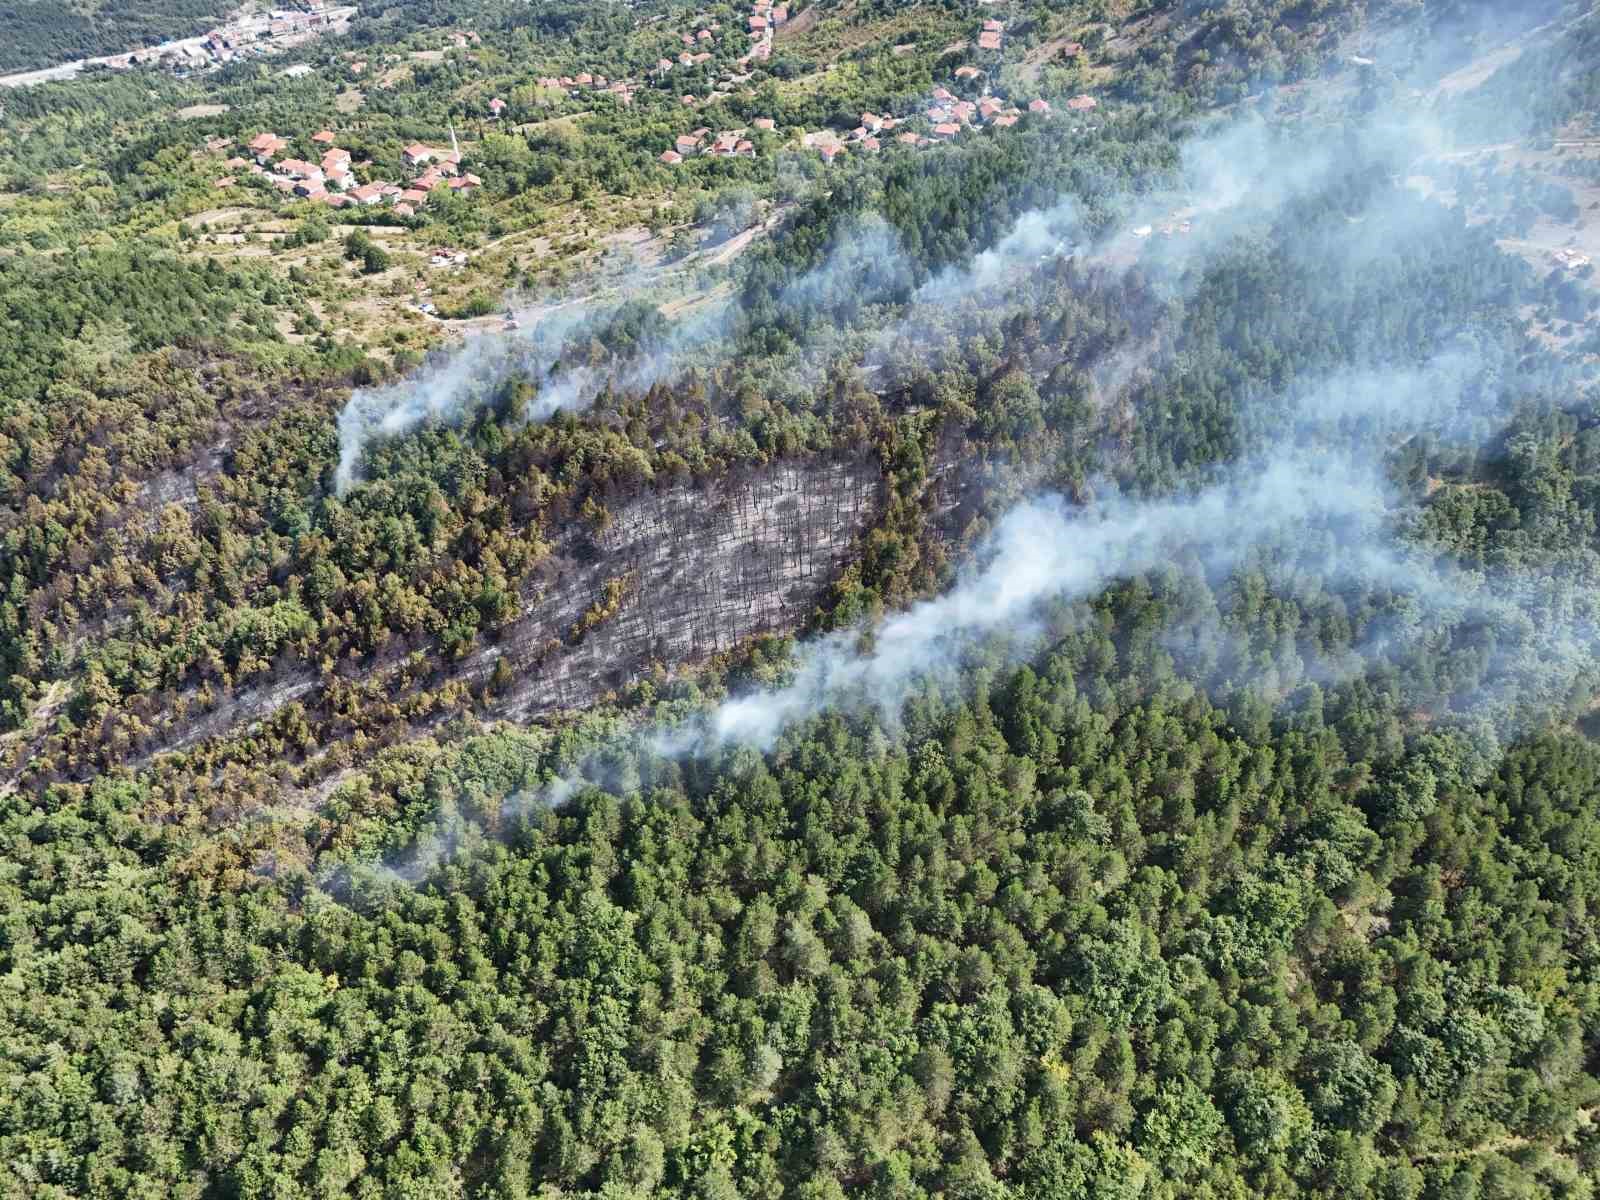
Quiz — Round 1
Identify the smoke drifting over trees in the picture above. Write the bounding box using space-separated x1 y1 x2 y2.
346 76 1598 829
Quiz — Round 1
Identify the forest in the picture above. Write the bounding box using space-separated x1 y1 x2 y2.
2 0 1600 1198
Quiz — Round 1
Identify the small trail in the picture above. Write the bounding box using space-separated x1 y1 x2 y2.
1408 1105 1598 1165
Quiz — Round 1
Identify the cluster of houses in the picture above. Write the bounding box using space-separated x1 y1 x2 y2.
924 86 1050 136
55 2 355 82
651 1 786 78
965 17 1087 71
659 125 762 164
533 71 640 105
197 5 355 66
743 0 787 62
214 130 480 215
807 83 1066 163
656 41 716 75
518 2 788 120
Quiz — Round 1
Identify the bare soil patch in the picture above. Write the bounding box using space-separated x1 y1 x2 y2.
778 5 821 38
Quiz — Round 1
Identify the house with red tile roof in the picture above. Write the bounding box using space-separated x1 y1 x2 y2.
350 182 385 205
403 143 434 166
819 143 845 162
249 133 288 162
955 65 980 80
772 5 787 23
978 98 1003 121
489 97 506 116
402 188 428 204
312 130 335 145
861 137 880 152
1066 95 1097 110
932 123 960 139
1029 98 1052 116
660 149 683 164
993 114 1019 128
983 19 1004 32
753 117 776 130
977 31 1002 51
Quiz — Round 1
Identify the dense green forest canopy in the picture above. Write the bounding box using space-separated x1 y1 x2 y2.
2 0 1600 1198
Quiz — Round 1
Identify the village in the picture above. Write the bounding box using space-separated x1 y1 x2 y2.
211 128 481 215
657 10 1098 166
168 4 1108 189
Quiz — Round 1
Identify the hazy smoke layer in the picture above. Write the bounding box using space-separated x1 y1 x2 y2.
327 27 1600 887
331 213 926 495
330 100 1456 498
666 457 1385 752
334 303 593 495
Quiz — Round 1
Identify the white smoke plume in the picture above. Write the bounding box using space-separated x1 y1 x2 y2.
331 214 916 496
662 456 1388 752
325 26 1597 886
334 301 595 495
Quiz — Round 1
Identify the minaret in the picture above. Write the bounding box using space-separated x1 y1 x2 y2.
449 120 460 157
